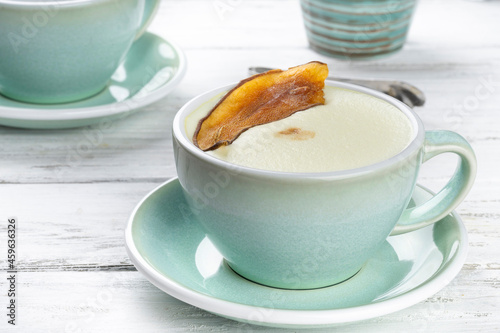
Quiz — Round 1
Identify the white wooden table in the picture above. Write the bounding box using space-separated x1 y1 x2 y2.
1 0 499 331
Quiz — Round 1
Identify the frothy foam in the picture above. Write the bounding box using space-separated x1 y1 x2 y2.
185 86 414 172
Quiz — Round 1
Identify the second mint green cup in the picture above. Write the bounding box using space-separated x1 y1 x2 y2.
172 81 476 290
0 0 160 104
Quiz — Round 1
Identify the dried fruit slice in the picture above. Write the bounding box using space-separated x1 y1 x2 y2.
193 61 329 151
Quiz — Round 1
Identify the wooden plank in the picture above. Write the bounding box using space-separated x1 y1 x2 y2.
149 0 500 49
0 54 498 184
0 270 498 332
0 180 497 271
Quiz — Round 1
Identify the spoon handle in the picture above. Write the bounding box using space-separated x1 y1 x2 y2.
248 67 426 108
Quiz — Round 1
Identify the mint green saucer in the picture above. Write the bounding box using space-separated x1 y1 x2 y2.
125 178 468 328
0 32 186 129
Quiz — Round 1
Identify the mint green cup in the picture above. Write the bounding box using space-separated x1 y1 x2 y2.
172 81 476 290
0 0 160 104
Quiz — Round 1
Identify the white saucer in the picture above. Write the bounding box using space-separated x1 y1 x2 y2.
0 32 186 129
125 178 468 328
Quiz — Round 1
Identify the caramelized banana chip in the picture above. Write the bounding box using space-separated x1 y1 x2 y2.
194 61 329 151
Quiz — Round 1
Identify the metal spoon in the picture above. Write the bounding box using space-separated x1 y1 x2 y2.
248 67 426 108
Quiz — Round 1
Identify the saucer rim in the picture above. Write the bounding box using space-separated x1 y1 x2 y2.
125 178 468 327
0 32 186 121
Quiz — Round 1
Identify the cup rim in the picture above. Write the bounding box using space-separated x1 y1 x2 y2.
172 80 425 180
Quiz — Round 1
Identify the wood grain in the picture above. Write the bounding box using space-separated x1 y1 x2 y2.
0 270 498 332
0 0 499 331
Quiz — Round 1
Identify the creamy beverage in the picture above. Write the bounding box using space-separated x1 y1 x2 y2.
185 86 414 173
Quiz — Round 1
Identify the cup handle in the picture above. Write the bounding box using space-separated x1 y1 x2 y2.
390 131 477 236
134 0 162 40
